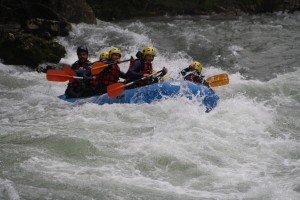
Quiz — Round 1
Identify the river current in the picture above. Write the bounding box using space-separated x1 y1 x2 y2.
0 13 300 199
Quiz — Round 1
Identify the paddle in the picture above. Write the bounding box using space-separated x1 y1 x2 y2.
205 73 229 87
63 65 76 76
107 70 163 97
46 69 83 82
91 59 131 75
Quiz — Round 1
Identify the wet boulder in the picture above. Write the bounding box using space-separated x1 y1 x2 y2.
25 18 71 38
0 33 66 68
0 0 96 68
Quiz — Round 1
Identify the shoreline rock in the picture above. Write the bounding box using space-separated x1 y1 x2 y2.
0 0 96 69
0 32 66 67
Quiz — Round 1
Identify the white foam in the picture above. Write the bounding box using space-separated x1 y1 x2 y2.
1 14 300 199
0 178 20 200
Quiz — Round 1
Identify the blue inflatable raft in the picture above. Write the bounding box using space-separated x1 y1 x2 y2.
58 81 219 112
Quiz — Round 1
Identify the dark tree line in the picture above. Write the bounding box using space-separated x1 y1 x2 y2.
87 0 300 21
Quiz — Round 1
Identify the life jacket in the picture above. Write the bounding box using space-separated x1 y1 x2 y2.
69 60 90 83
137 62 153 86
125 57 138 83
91 63 121 89
67 60 91 90
184 73 205 85
126 58 153 86
71 60 91 70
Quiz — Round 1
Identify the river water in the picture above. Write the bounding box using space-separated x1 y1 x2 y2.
1 13 300 200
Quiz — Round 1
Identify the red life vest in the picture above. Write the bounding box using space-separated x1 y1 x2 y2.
126 58 153 86
69 60 91 85
138 62 153 86
92 64 121 87
89 77 98 87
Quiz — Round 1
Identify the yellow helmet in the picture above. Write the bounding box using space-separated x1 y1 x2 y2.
193 61 203 73
99 51 109 60
142 46 156 59
109 47 121 58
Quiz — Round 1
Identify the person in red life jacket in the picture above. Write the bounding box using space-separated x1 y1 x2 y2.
71 46 91 70
91 47 127 94
65 46 97 98
180 61 209 86
126 46 168 88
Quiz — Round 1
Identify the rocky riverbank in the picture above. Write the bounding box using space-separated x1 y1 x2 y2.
0 0 96 69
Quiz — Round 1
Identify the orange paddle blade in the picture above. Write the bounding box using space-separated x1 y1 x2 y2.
206 73 229 87
91 59 131 75
107 82 126 97
63 65 76 76
91 62 109 75
47 70 74 82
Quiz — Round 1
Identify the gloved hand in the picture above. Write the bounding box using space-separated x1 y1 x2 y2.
82 76 89 82
152 69 157 78
180 71 187 76
76 69 86 77
143 73 151 80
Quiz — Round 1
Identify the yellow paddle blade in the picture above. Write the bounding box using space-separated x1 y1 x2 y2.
206 73 229 87
91 62 109 75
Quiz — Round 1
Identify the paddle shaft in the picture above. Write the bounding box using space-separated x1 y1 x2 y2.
126 70 163 87
55 75 83 80
108 59 131 65
107 70 163 97
93 59 131 68
91 59 131 75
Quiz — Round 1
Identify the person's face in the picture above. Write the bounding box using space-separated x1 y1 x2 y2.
111 53 121 61
78 51 88 63
145 54 154 63
190 63 196 70
100 57 106 62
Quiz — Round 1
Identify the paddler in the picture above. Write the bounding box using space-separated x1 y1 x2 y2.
65 46 97 98
126 46 168 88
91 47 127 94
180 61 209 86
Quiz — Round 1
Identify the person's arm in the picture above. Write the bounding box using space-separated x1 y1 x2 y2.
127 60 143 79
193 75 209 87
153 75 163 83
152 67 168 83
180 66 191 76
120 71 127 79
